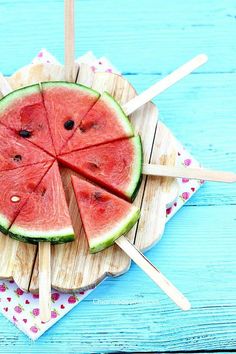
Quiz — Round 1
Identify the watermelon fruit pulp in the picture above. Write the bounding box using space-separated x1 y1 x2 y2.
61 92 134 154
71 176 140 253
9 161 74 244
0 161 52 234
59 136 143 201
0 84 55 156
0 123 54 172
42 82 100 155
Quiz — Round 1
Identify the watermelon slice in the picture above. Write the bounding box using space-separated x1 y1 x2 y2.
0 123 54 172
0 84 55 156
61 92 134 154
9 161 74 244
41 81 100 155
59 136 143 201
0 161 52 234
71 176 140 253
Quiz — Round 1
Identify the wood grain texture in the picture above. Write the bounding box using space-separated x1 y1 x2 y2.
0 0 235 352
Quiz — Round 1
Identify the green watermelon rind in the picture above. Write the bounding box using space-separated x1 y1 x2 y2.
8 226 75 244
0 84 40 114
41 81 100 100
125 135 143 201
89 206 141 253
102 92 134 136
0 214 10 235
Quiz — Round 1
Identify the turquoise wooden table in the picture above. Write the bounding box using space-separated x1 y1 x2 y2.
0 0 236 352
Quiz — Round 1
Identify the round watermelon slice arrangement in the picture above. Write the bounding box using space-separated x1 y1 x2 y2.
0 82 142 252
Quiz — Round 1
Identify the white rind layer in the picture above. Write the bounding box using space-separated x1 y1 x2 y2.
9 225 74 238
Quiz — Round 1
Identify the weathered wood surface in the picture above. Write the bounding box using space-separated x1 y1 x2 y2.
0 0 236 352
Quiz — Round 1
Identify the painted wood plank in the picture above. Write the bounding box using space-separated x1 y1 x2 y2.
0 0 236 75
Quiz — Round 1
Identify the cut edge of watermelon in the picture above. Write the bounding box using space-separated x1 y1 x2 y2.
102 92 134 136
41 81 100 100
88 205 140 253
125 135 143 200
8 226 74 244
0 84 40 113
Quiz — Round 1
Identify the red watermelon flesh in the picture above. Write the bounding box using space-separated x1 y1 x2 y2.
59 136 143 201
0 123 54 172
71 176 140 253
0 84 55 156
9 161 74 244
0 160 52 234
61 92 134 154
42 82 100 155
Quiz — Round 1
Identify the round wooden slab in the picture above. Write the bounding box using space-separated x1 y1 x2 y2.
0 63 179 292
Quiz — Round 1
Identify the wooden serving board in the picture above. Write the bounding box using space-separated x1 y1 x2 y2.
0 63 180 293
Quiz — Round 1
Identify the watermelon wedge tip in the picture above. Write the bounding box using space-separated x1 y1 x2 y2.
9 161 75 244
59 135 143 201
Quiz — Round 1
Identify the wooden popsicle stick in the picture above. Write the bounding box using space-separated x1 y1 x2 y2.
38 0 76 324
39 242 51 322
64 0 75 82
116 236 191 311
122 54 208 116
143 163 236 183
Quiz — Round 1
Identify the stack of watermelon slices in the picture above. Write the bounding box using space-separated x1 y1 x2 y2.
0 81 142 252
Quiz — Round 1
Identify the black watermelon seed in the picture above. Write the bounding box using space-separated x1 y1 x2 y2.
19 130 32 138
64 120 75 130
94 191 102 200
41 188 47 197
13 155 22 162
79 125 86 133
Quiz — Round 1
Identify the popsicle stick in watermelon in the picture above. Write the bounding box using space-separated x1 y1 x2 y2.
122 54 208 116
60 134 236 201
60 54 208 155
59 136 143 201
142 163 236 183
71 176 190 311
9 161 75 321
41 3 100 155
34 0 77 323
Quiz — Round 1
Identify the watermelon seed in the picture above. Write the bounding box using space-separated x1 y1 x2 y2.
11 196 20 203
79 124 86 133
79 121 98 133
64 120 75 130
19 130 32 138
94 192 102 200
13 155 22 162
88 162 99 170
41 188 47 197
